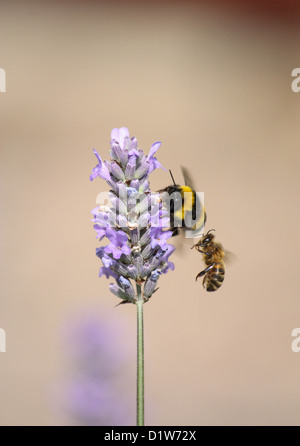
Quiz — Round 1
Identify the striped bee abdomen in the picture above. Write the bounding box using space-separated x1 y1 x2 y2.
204 262 225 292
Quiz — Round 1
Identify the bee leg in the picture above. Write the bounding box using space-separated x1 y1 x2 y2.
201 250 212 257
195 263 215 281
193 248 212 257
171 227 179 237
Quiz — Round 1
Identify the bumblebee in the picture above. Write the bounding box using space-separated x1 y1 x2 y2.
191 229 225 291
157 167 206 237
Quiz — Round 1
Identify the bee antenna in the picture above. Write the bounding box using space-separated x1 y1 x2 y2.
207 229 216 235
169 169 176 186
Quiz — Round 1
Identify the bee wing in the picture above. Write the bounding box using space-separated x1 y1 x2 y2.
181 166 206 233
173 232 185 255
224 250 237 264
180 166 195 189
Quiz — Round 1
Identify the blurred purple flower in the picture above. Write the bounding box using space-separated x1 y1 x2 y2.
66 379 128 426
60 312 134 426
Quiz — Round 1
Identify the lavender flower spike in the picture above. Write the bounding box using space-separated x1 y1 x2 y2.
90 128 174 303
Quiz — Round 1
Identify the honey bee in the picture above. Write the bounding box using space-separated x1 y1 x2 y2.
191 229 225 292
157 167 206 238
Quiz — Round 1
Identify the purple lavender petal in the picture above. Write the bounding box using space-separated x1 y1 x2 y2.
110 261 130 277
126 187 138 198
111 127 129 150
129 137 138 150
99 266 118 279
91 206 100 217
161 261 175 274
110 128 120 141
95 246 105 260
110 142 122 164
130 179 140 191
125 156 136 179
90 165 102 181
116 182 128 202
105 243 123 260
96 248 116 269
111 141 128 166
109 194 128 217
141 243 155 261
126 264 139 280
90 149 112 182
148 157 166 174
109 283 125 299
134 158 150 179
93 225 106 240
119 127 130 148
150 228 173 249
111 161 125 181
117 214 128 229
102 255 113 268
160 243 176 263
94 211 110 227
128 148 140 158
144 270 161 298
117 276 135 300
140 262 151 277
106 227 128 245
104 229 131 259
138 212 150 229
148 141 161 159
140 229 151 246
132 253 143 271
139 179 150 193
147 141 167 173
121 244 131 256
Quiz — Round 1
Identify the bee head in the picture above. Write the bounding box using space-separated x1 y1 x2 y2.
157 184 180 196
200 229 215 246
157 170 183 213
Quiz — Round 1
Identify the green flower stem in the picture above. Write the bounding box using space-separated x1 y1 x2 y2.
136 283 144 426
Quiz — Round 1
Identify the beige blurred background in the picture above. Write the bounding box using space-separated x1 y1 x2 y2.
1 0 300 426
